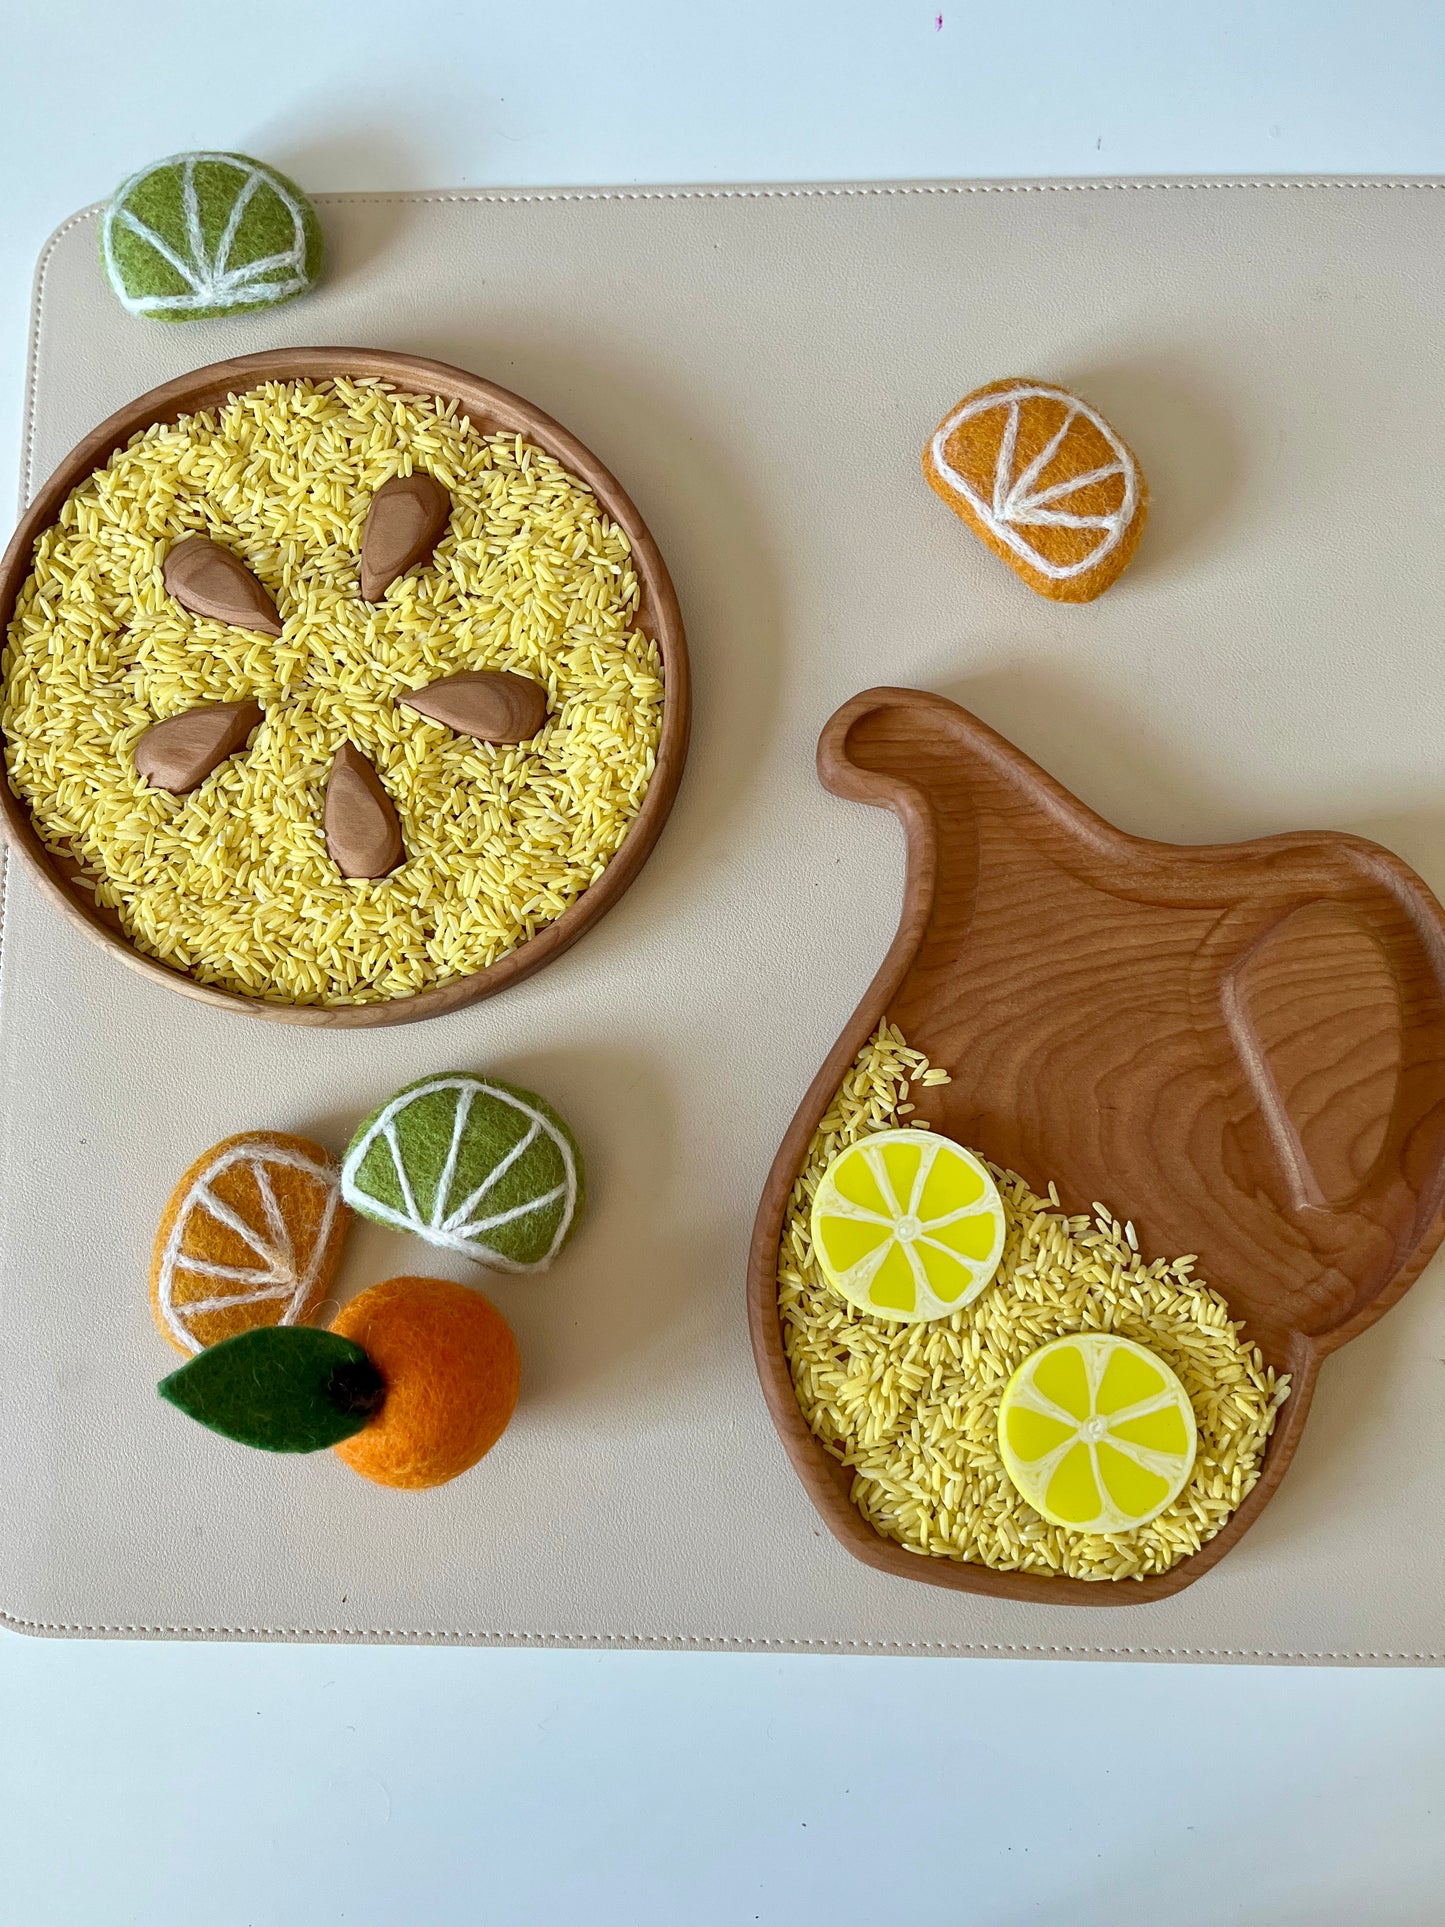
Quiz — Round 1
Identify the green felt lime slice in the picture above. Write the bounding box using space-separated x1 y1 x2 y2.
158 1326 384 1453
340 1073 584 1272
101 151 323 322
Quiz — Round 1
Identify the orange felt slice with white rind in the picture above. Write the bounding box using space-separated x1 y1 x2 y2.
809 1127 1005 1323
998 1333 1198 1534
923 377 1147 603
150 1131 350 1355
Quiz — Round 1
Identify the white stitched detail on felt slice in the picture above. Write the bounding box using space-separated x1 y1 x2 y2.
928 383 1139 581
156 1141 342 1354
340 1076 579 1270
100 154 311 317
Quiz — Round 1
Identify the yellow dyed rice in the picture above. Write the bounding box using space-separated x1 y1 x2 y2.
778 1023 1290 1581
2 377 663 1004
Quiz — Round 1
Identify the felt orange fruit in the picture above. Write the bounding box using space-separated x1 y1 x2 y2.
329 1276 520 1489
151 1131 350 1354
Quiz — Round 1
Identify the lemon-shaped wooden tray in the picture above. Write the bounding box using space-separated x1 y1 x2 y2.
0 347 689 1027
748 687 1445 1604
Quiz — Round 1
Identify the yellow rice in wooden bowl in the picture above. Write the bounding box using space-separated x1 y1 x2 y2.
1 369 676 1015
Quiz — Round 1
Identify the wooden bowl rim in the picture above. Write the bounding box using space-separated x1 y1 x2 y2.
0 346 690 1027
746 686 1445 1606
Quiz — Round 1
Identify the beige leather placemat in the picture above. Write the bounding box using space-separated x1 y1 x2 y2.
4 180 1445 1659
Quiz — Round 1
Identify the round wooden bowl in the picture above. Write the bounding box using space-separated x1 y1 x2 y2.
0 348 689 1027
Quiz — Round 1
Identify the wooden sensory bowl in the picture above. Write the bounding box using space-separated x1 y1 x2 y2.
0 348 689 1027
748 687 1445 1604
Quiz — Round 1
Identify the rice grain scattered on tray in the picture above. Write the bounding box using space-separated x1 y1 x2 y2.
777 1022 1290 1581
2 378 663 1005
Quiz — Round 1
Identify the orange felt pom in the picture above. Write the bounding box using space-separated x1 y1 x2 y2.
150 1131 349 1354
329 1276 520 1490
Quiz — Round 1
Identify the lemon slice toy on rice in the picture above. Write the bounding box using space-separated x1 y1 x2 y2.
998 1333 1199 1533
810 1127 1006 1322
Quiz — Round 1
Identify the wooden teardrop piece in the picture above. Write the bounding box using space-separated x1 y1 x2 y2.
359 473 452 600
397 670 548 744
133 700 264 795
324 743 404 879
162 538 283 636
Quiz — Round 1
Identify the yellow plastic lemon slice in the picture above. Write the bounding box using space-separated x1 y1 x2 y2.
810 1128 1006 1323
998 1334 1198 1534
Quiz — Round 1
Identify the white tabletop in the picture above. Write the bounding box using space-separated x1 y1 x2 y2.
4 4 1445 1922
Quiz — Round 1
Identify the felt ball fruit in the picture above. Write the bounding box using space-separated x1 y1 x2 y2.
329 1276 521 1489
156 1276 520 1489
151 1132 350 1355
100 151 323 321
810 1127 1005 1322
341 1073 583 1271
998 1334 1198 1533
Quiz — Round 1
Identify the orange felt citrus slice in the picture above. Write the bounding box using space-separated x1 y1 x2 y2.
150 1131 349 1355
998 1333 1198 1533
923 378 1148 603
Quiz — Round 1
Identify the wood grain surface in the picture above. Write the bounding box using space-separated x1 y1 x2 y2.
748 688 1445 1604
0 347 689 1026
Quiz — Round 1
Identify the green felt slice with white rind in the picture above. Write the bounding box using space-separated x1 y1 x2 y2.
100 151 323 321
341 1074 584 1271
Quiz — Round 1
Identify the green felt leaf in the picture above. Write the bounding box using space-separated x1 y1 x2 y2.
158 1326 385 1453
